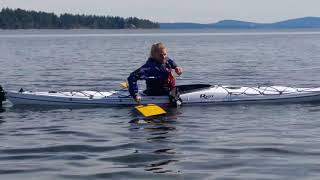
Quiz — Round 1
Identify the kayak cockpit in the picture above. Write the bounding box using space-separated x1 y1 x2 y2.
177 84 211 94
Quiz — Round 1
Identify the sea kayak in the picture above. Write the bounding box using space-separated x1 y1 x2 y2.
3 84 320 106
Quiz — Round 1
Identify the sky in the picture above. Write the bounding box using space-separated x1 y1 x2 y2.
1 0 320 23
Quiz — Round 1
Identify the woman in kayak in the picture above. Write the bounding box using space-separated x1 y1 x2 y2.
127 42 183 102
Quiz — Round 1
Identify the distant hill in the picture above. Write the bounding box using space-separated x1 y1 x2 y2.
0 8 159 29
160 17 320 29
159 23 209 29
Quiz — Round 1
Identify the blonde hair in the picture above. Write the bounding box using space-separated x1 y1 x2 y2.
149 42 166 59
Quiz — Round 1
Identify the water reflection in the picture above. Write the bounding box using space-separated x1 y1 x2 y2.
145 159 179 173
0 106 5 113
129 116 179 174
0 106 5 124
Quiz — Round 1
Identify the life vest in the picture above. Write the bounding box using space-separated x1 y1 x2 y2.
167 69 176 90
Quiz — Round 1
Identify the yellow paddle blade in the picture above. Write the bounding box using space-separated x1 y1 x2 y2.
135 104 166 117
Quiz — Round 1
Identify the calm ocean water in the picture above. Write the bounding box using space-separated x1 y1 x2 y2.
1 29 320 179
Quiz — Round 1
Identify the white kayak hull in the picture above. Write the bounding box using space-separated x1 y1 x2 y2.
5 85 320 106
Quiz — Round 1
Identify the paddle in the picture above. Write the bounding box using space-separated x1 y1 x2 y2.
120 82 167 117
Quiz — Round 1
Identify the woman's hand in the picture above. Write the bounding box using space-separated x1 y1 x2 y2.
175 67 183 76
134 95 142 104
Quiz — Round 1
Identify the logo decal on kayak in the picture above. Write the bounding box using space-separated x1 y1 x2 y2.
200 94 215 99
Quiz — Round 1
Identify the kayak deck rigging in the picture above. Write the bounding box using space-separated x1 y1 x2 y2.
218 85 314 96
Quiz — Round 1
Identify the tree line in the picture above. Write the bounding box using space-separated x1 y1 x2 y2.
0 8 159 29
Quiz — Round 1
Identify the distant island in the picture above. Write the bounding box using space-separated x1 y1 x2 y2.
2 8 319 30
160 17 320 29
0 8 159 29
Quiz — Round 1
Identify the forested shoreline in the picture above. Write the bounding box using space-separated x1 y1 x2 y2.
0 8 159 29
